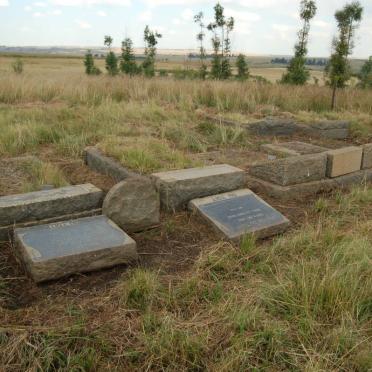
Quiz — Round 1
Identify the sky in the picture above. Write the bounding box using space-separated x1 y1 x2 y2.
0 0 371 57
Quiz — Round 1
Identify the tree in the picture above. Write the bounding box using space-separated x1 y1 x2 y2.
142 25 162 77
281 0 317 85
207 3 234 80
12 58 24 74
236 54 249 81
84 50 101 75
104 35 119 76
325 2 363 109
194 11 207 79
120 38 140 76
358 56 372 88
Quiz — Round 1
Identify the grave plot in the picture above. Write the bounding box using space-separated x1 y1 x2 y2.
14 215 138 283
261 141 328 158
189 189 290 241
152 164 246 211
247 144 372 200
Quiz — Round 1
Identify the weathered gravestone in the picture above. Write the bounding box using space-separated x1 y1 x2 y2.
103 177 160 232
14 215 138 283
152 164 246 211
189 189 290 241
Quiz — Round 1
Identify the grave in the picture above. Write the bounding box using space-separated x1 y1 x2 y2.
189 189 290 241
152 164 246 211
261 141 328 158
14 215 138 283
249 153 327 186
326 147 363 178
362 143 372 169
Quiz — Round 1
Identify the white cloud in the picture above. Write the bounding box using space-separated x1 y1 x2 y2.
313 20 331 28
24 5 32 11
139 10 152 22
75 19 92 29
34 1 48 7
0 0 9 6
51 9 62 15
225 8 260 22
181 8 194 21
97 10 107 16
33 12 45 17
51 0 130 5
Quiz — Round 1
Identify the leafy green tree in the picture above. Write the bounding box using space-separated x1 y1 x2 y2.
208 3 234 80
325 1 363 109
104 35 119 76
120 38 140 76
358 56 372 88
142 26 162 77
194 11 207 79
11 58 24 74
281 0 317 85
84 50 101 75
236 54 249 81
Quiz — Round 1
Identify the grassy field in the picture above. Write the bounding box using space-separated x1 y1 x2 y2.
0 55 371 371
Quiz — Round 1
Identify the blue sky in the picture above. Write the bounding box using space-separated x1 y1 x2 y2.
1 0 371 57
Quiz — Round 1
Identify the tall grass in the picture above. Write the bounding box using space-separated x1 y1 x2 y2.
1 74 372 113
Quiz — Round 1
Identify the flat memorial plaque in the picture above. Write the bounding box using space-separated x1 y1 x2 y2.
14 215 138 283
189 189 290 241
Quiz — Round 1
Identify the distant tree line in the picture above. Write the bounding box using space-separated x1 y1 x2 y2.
271 57 328 67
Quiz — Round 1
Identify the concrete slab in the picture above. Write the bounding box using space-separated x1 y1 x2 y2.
14 215 138 283
189 189 290 241
152 164 246 211
326 147 362 178
0 184 103 227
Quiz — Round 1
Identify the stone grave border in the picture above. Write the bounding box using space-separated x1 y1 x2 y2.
203 114 350 139
84 147 138 182
247 144 372 200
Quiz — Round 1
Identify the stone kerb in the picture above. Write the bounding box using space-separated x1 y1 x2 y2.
152 164 246 211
